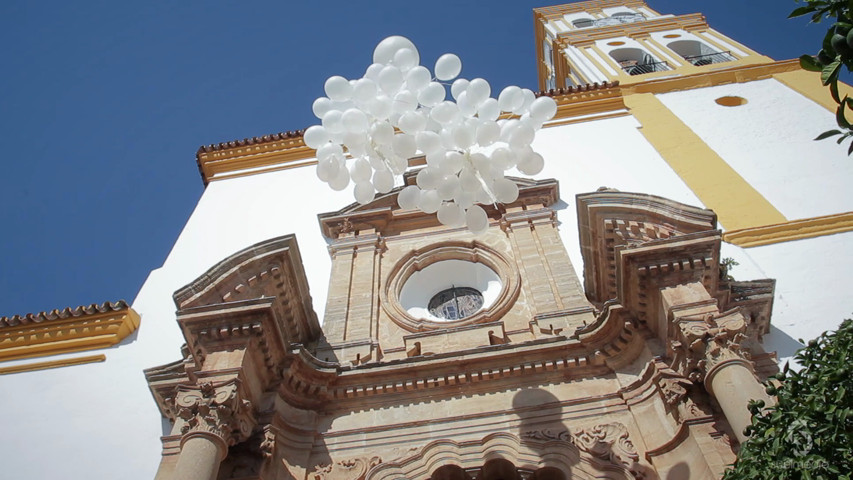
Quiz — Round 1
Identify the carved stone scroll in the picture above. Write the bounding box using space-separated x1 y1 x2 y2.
175 379 256 447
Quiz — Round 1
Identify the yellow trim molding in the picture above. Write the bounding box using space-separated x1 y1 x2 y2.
0 354 106 375
0 307 139 363
622 92 787 231
197 137 314 185
723 212 853 248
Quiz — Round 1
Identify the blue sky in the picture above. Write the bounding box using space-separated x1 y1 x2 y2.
0 1 827 317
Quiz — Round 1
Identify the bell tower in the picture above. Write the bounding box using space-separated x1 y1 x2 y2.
534 0 770 90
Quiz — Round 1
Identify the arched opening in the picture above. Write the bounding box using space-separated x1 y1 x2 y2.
479 458 519 480
611 11 644 23
667 39 735 66
432 465 472 480
609 48 669 75
531 467 567 480
572 18 594 29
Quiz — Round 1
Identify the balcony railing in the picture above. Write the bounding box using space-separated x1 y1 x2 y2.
594 13 645 27
682 51 736 66
620 60 670 76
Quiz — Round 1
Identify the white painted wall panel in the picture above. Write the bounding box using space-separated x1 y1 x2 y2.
656 79 853 220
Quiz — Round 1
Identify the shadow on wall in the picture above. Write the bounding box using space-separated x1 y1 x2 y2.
666 462 690 480
763 324 805 363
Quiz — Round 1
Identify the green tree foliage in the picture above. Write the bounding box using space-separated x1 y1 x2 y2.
724 319 853 480
791 1 853 153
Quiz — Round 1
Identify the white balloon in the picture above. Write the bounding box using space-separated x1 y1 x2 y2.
476 121 500 147
490 147 515 169
437 201 465 227
517 151 544 175
368 95 392 120
329 166 351 191
316 142 343 161
418 82 446 107
322 110 344 134
498 85 523 112
352 78 378 103
434 53 462 81
325 76 353 102
354 181 375 205
416 167 442 190
398 185 421 210
492 178 519 204
316 156 340 182
466 78 491 106
452 122 476 149
418 189 441 214
451 79 469 100
441 151 464 174
393 48 418 71
343 132 368 157
499 118 519 143
469 152 491 174
350 157 372 182
416 130 442 155
373 168 395 193
530 95 558 121
378 65 404 94
371 121 395 145
456 91 477 118
392 133 417 159
312 97 334 119
430 101 459 124
365 63 385 81
303 125 330 149
392 90 418 114
406 66 431 92
465 205 489 234
477 98 500 121
516 88 536 115
437 175 461 200
373 36 419 66
454 190 475 209
342 108 369 133
459 169 480 193
509 123 535 149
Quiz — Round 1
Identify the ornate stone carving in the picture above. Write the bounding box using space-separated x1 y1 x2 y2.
572 423 639 470
659 375 691 407
521 428 571 442
175 379 255 446
260 426 275 461
313 456 382 480
670 309 750 382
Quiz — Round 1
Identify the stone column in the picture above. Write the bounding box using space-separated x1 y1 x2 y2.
704 355 771 444
173 432 227 480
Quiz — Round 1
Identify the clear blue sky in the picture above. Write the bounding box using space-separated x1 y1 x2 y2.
0 1 827 317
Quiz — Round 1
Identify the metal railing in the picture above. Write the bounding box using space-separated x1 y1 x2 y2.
620 60 670 76
594 13 646 27
682 51 736 66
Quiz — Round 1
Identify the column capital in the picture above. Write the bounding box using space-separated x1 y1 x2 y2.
175 379 256 448
669 308 750 383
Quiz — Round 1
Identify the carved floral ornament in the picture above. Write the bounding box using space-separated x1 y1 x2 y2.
174 379 255 447
668 309 750 383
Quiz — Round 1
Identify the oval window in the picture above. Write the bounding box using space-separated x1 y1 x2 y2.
428 286 484 320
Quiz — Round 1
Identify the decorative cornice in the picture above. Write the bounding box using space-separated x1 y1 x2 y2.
0 301 139 363
0 354 106 375
722 211 853 247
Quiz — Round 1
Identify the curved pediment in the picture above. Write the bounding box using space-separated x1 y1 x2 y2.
173 235 320 345
576 190 718 304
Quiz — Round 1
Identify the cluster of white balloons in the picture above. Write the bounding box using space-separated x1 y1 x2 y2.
303 35 557 234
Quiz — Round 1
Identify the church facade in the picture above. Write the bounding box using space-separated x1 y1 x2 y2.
2 1 852 479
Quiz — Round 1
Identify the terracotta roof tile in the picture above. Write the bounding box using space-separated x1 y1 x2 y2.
0 300 130 328
535 80 620 97
196 130 306 155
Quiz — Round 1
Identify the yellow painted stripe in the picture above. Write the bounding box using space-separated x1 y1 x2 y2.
0 354 105 375
623 92 787 231
723 212 853 247
772 69 853 113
